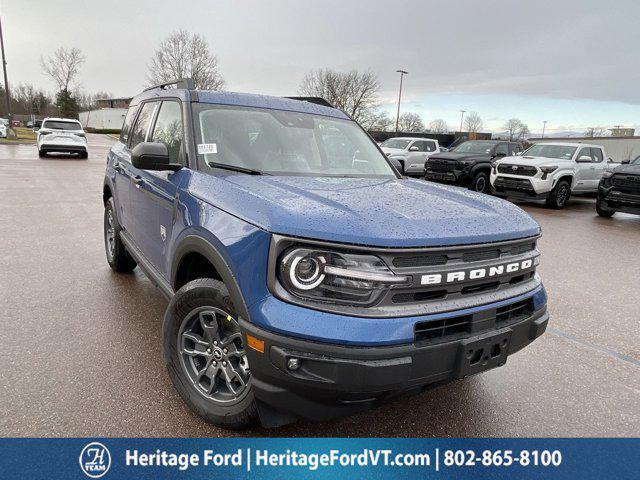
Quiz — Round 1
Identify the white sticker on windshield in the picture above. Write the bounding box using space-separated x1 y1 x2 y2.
197 143 218 154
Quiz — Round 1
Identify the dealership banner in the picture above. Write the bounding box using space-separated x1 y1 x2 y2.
0 438 637 479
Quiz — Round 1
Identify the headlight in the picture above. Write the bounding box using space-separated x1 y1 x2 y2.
278 247 409 306
540 165 558 180
602 171 613 179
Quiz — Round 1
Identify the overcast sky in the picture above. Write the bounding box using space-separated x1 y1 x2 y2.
4 0 640 133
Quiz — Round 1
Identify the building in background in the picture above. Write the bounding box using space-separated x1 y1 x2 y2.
528 136 640 162
78 97 132 132
609 127 635 137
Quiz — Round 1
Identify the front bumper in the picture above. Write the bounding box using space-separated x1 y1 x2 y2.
598 185 640 215
490 173 553 199
242 301 548 422
425 167 470 186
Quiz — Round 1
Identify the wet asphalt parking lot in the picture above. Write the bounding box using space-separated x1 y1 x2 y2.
0 134 638 437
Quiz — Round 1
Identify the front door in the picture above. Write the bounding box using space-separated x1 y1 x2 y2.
574 146 596 192
129 100 187 276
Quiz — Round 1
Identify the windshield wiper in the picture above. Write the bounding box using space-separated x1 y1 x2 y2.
206 161 267 175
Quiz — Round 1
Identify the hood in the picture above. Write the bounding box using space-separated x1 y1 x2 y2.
380 147 405 156
428 151 490 162
611 163 640 175
189 174 540 248
495 155 573 167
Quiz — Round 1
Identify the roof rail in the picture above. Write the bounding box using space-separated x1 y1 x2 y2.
285 96 334 108
143 78 195 92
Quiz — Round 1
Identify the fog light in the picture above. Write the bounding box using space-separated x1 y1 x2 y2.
287 357 301 371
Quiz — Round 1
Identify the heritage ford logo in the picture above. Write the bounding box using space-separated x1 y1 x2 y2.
420 258 535 285
79 442 111 478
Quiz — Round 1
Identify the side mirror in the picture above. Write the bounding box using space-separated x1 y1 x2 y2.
621 159 630 164
409 146 420 152
131 142 181 171
515 151 523 156
576 155 592 163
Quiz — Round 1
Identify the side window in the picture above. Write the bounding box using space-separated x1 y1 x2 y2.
495 143 508 155
577 147 594 162
128 102 157 150
591 147 603 163
424 141 437 152
150 101 184 164
119 106 138 144
412 141 427 152
508 143 519 155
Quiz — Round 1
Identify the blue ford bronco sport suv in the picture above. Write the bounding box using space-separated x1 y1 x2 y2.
103 79 548 428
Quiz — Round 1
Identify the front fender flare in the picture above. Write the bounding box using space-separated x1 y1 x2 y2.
171 235 251 322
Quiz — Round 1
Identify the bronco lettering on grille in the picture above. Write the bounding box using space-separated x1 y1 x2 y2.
421 259 534 285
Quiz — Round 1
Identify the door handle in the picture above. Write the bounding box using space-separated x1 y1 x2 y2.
132 175 144 188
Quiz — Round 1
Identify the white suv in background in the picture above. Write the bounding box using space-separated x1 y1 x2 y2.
380 137 440 176
490 142 613 208
36 117 88 158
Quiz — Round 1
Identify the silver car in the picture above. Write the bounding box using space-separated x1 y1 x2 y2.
380 137 441 176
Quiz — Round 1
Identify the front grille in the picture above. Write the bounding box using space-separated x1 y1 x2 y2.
498 164 537 176
414 298 535 343
611 174 640 194
496 299 534 325
427 158 458 172
493 177 536 194
391 240 535 269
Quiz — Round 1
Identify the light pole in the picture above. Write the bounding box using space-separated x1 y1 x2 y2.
541 120 547 138
459 110 466 133
0 15 13 137
395 69 408 133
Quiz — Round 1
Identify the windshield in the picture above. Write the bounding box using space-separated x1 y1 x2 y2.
632 156 640 165
194 105 396 177
381 138 411 150
523 144 577 160
42 120 82 131
452 141 496 154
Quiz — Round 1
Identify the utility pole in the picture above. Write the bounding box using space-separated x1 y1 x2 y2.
0 15 12 137
542 120 547 138
395 70 408 134
459 110 466 133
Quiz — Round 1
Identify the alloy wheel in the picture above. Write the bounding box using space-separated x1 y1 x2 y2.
105 209 116 259
178 307 250 403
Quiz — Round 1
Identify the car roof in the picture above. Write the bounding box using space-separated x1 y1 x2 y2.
386 137 438 141
43 117 82 123
130 88 350 120
533 142 601 148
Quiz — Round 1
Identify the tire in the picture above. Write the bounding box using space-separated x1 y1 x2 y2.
469 171 490 194
104 197 137 272
596 196 615 217
79 151 88 159
38 149 46 158
163 278 259 429
546 180 571 209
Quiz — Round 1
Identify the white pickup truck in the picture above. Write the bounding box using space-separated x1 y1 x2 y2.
490 142 615 208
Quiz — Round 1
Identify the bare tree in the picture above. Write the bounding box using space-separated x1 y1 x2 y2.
463 112 483 133
12 83 52 115
299 68 380 123
40 47 86 91
517 123 530 141
397 112 425 132
429 118 449 133
503 118 524 141
359 109 393 131
148 30 224 90
583 127 609 137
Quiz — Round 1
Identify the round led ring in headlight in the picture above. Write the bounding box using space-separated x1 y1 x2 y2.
289 255 325 290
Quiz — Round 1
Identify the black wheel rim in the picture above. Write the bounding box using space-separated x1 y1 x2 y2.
475 176 487 192
105 208 115 259
557 186 569 206
178 307 250 403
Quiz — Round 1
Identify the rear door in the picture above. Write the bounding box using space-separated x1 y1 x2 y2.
109 105 139 230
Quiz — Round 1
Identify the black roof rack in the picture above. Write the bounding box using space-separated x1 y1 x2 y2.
143 78 194 92
285 96 334 108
